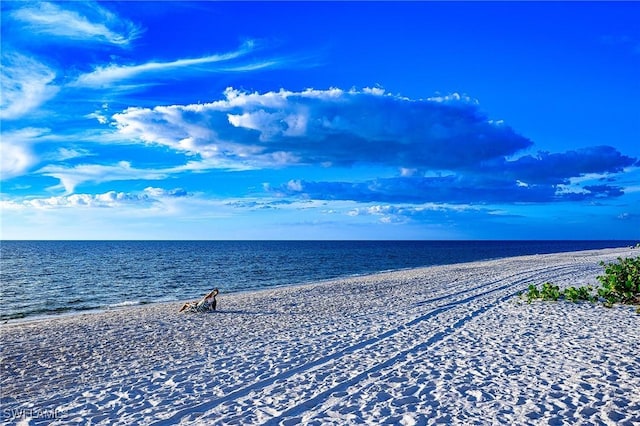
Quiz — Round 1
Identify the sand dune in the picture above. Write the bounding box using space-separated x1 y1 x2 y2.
1 248 639 425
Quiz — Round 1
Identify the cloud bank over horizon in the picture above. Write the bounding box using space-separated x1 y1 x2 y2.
3 86 638 207
112 88 534 170
106 87 636 206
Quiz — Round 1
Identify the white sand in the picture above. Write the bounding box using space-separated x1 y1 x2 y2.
1 248 639 425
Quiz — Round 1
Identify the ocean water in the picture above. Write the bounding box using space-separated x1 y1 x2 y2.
0 240 635 322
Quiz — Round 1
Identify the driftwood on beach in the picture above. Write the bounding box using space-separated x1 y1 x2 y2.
1 248 639 425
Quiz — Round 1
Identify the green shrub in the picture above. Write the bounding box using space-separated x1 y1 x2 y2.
563 285 596 303
540 282 561 301
597 257 640 305
523 256 640 310
524 282 560 303
525 284 540 302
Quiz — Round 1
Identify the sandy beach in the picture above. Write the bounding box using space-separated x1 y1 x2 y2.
1 248 639 425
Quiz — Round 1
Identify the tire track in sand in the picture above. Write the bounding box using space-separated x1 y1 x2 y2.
157 264 578 425
262 265 583 426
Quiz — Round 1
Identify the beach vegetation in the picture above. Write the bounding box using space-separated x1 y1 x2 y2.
523 282 560 302
525 284 540 300
563 285 596 303
523 256 640 310
597 256 640 306
540 282 561 301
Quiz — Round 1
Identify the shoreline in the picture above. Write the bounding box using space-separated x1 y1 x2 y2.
2 247 639 425
3 246 636 326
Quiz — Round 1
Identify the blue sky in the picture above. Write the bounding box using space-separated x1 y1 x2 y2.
1 1 639 240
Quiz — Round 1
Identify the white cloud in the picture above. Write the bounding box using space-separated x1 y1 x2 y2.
1 187 188 210
346 203 485 225
34 156 246 195
9 2 140 46
37 161 171 194
349 203 480 217
0 128 49 179
0 53 59 120
219 59 283 72
142 187 187 198
111 87 531 172
41 192 146 208
113 102 266 165
86 111 108 124
400 168 418 177
72 41 256 88
0 128 94 181
54 147 92 161
1 139 36 180
427 92 477 104
286 180 304 192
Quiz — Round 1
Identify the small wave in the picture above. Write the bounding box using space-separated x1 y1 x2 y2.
1 305 102 323
108 300 142 308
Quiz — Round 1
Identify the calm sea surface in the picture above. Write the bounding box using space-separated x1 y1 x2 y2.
0 240 635 321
